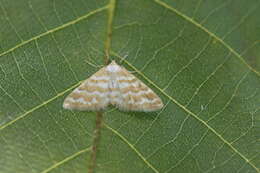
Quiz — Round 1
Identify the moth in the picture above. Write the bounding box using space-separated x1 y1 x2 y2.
63 60 163 112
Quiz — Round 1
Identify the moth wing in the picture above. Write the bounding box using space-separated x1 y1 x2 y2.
63 67 110 111
115 67 163 112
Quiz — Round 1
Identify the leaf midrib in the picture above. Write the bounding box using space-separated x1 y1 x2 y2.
0 1 259 172
0 0 258 77
0 55 258 172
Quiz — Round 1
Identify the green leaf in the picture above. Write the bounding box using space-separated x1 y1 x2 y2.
0 0 259 173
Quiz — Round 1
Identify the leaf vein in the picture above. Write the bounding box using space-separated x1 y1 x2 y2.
153 0 260 76
113 52 259 172
185 51 231 107
104 123 160 173
40 147 91 173
206 71 250 123
165 129 209 173
222 3 259 40
163 36 212 91
0 81 82 130
0 6 108 58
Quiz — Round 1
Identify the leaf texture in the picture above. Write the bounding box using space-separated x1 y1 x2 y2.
0 0 259 173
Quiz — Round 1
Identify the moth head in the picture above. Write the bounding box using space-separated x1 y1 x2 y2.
106 60 120 72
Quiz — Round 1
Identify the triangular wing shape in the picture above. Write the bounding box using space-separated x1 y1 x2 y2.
110 64 163 112
63 66 110 111
63 60 163 112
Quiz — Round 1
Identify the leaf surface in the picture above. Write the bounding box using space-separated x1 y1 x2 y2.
0 0 259 173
